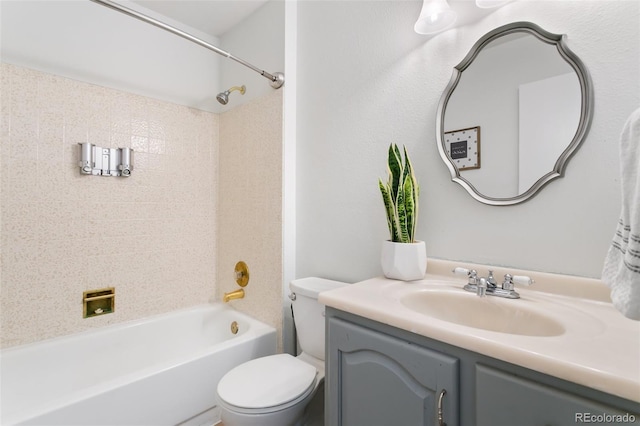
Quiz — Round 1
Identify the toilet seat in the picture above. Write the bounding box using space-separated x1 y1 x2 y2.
217 354 318 415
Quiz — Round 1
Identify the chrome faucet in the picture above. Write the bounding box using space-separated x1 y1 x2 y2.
453 267 534 299
486 270 498 289
477 277 488 297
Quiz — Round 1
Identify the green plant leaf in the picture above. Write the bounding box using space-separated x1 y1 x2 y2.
401 146 411 186
387 144 403 202
403 145 419 242
403 175 415 243
379 178 397 241
379 143 420 244
396 178 409 243
412 180 419 242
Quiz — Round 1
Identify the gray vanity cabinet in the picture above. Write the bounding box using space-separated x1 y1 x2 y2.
325 316 459 426
476 365 639 425
326 308 640 426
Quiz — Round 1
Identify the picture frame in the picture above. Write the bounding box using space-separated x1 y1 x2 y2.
444 126 481 171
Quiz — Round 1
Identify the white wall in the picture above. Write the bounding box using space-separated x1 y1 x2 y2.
519 72 581 193
0 0 225 112
296 0 640 282
0 1 285 113
219 0 285 109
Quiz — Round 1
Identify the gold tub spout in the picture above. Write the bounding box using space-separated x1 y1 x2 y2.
223 288 245 303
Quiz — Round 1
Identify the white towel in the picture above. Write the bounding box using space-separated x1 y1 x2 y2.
602 107 640 321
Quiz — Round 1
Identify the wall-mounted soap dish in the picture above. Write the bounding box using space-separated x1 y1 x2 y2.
83 287 115 318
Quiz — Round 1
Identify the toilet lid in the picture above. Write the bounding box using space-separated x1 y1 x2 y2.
217 354 317 410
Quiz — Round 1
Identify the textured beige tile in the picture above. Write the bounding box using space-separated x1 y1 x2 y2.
217 90 284 350
0 64 220 348
1 63 282 350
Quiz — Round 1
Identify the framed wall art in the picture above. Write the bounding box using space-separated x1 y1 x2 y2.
444 126 481 171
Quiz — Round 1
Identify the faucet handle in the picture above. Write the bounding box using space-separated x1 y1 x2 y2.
512 275 534 286
452 267 478 285
452 267 470 276
502 274 534 291
502 274 515 291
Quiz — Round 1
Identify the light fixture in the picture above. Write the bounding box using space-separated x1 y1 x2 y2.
475 0 512 8
414 0 457 35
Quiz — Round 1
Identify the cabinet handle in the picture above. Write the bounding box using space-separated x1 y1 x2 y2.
437 389 447 426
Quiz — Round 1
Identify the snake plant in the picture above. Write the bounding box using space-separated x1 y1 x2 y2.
379 144 420 243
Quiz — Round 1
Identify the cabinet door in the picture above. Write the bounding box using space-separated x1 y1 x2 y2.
326 317 459 426
476 364 640 426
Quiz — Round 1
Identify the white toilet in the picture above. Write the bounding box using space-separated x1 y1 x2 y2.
216 277 348 426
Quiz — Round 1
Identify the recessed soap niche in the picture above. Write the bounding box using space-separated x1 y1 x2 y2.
78 143 133 177
83 288 115 318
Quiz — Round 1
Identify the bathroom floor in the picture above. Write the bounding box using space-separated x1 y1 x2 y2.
305 384 324 426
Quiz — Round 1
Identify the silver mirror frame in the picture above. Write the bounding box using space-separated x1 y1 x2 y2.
436 21 594 206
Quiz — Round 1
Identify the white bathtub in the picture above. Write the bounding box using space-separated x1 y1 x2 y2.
0 304 277 426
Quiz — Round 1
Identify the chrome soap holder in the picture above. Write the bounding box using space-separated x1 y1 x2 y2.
78 143 133 177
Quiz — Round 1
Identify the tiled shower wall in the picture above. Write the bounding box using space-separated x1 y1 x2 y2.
0 63 218 348
217 90 284 350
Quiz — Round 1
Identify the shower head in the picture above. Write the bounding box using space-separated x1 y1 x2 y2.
216 85 246 105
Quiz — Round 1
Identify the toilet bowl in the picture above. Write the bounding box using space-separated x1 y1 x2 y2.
216 277 348 426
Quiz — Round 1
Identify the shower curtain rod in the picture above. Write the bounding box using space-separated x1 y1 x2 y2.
89 0 284 89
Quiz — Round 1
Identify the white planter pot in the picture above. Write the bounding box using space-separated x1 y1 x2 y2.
381 240 427 281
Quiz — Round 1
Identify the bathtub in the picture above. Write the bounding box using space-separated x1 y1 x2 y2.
0 304 277 426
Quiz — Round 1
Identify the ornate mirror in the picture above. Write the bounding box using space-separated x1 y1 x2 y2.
436 22 594 205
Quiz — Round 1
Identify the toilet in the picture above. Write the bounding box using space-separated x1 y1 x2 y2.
216 277 348 426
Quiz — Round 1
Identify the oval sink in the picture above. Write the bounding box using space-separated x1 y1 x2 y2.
400 290 565 337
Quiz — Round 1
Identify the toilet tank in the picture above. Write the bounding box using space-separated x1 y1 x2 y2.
290 277 348 360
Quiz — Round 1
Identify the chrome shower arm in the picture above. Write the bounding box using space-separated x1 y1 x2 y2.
89 0 284 89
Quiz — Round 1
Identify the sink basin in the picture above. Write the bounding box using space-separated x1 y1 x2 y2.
400 290 565 337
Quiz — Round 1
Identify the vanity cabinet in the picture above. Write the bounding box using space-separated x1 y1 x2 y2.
325 315 459 426
326 308 640 426
476 365 638 425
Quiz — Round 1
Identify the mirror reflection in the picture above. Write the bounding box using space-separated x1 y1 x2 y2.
436 22 593 205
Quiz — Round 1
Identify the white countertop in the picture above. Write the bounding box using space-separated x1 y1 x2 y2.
319 259 640 403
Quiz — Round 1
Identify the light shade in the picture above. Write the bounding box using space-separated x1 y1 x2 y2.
475 0 512 8
414 0 457 35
